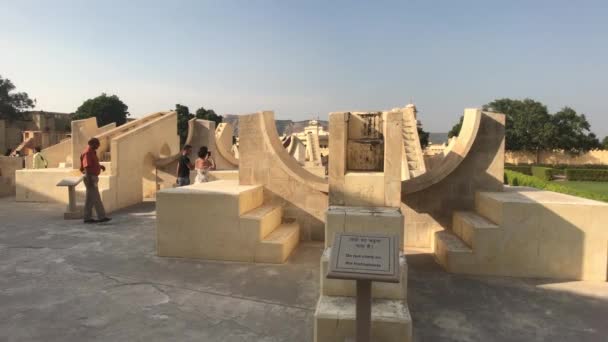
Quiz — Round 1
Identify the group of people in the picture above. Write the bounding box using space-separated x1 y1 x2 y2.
72 140 216 224
176 144 216 186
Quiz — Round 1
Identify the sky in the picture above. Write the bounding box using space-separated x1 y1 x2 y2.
1 0 607 137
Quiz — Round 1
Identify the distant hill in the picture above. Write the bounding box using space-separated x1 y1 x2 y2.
429 132 449 144
222 114 328 136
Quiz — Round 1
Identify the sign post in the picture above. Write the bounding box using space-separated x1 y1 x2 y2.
327 233 400 342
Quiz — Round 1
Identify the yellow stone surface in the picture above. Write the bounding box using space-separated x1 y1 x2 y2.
314 295 412 342
156 180 299 263
325 206 404 249
342 172 385 207
437 187 608 281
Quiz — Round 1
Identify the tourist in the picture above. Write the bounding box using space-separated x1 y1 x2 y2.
80 138 111 224
32 146 48 169
176 144 194 186
321 153 329 176
194 146 216 183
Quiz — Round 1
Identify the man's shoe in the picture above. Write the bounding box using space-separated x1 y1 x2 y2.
84 219 98 224
97 217 112 223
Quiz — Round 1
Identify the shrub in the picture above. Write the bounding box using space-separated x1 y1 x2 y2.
538 164 608 170
504 170 608 202
505 165 532 175
531 166 555 181
565 169 608 182
506 163 608 170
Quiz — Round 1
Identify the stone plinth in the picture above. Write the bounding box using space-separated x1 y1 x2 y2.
156 180 299 263
436 187 608 281
314 295 412 342
325 206 404 249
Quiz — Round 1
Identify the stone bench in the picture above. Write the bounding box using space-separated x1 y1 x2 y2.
56 176 84 219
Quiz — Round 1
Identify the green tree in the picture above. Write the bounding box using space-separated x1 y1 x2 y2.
176 104 194 145
418 126 429 148
195 106 222 126
448 116 464 138
550 107 600 152
0 75 35 120
602 136 608 150
72 93 129 127
483 98 554 152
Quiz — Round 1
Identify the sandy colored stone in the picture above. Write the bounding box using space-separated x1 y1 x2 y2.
314 295 412 342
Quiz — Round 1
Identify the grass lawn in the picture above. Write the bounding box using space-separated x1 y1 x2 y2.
551 181 608 199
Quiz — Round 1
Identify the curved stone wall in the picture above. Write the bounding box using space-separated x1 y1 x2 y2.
401 109 505 248
239 111 328 240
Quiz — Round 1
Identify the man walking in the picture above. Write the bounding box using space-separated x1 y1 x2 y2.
80 138 111 224
32 146 48 169
176 144 194 186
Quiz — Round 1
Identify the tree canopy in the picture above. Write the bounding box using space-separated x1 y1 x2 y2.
195 107 222 126
176 104 194 145
0 75 35 120
448 116 463 139
448 98 600 153
549 107 600 152
602 136 608 150
72 93 129 127
418 126 429 149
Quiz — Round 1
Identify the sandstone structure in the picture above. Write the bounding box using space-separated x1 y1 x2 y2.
0 111 71 156
15 112 180 212
156 111 328 262
315 109 412 342
0 156 24 197
401 104 426 180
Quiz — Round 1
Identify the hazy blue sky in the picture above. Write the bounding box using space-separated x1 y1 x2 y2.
2 0 607 137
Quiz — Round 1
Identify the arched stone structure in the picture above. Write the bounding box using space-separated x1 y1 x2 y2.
239 111 328 240
401 108 505 248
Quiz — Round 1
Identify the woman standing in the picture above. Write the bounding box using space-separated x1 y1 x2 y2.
194 146 216 183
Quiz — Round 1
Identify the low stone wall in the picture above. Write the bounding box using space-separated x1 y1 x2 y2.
25 138 71 169
506 150 608 165
15 168 117 212
0 156 24 197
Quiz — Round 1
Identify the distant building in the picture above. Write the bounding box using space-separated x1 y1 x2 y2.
293 119 329 157
0 111 71 156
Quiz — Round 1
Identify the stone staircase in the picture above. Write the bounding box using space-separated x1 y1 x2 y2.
156 180 300 263
401 111 426 179
241 202 300 263
306 131 321 164
434 188 608 280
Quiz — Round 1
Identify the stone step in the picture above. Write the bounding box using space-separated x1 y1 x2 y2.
452 211 500 250
320 247 408 300
314 295 412 342
241 204 283 240
434 230 475 274
255 221 300 263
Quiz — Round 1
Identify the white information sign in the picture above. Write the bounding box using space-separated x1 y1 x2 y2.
327 232 399 283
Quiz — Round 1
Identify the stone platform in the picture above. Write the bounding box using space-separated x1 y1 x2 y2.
156 180 299 263
436 187 608 281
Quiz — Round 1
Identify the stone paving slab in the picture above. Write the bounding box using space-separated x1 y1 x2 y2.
0 197 607 341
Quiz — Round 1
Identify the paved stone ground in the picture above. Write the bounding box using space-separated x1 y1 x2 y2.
1 197 607 342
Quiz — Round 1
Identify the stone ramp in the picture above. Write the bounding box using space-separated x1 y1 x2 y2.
156 180 300 263
435 187 608 281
